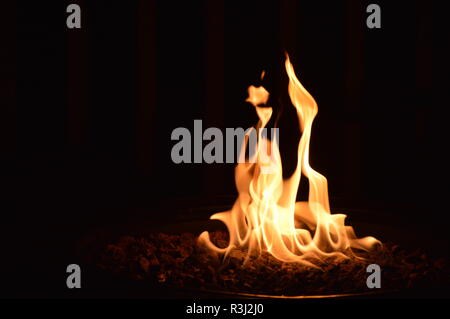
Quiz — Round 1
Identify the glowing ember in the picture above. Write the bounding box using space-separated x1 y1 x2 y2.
198 54 380 267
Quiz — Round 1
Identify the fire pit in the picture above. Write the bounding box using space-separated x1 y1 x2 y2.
79 205 449 298
80 55 449 298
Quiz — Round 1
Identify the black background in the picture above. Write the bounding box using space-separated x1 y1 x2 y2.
2 0 449 298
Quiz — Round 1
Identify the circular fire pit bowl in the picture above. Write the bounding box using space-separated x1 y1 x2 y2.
76 204 450 299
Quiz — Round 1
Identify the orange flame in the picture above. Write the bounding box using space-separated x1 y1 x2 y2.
198 54 380 267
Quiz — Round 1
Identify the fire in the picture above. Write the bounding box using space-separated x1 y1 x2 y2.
198 54 380 267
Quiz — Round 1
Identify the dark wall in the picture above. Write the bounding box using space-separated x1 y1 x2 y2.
5 0 448 218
